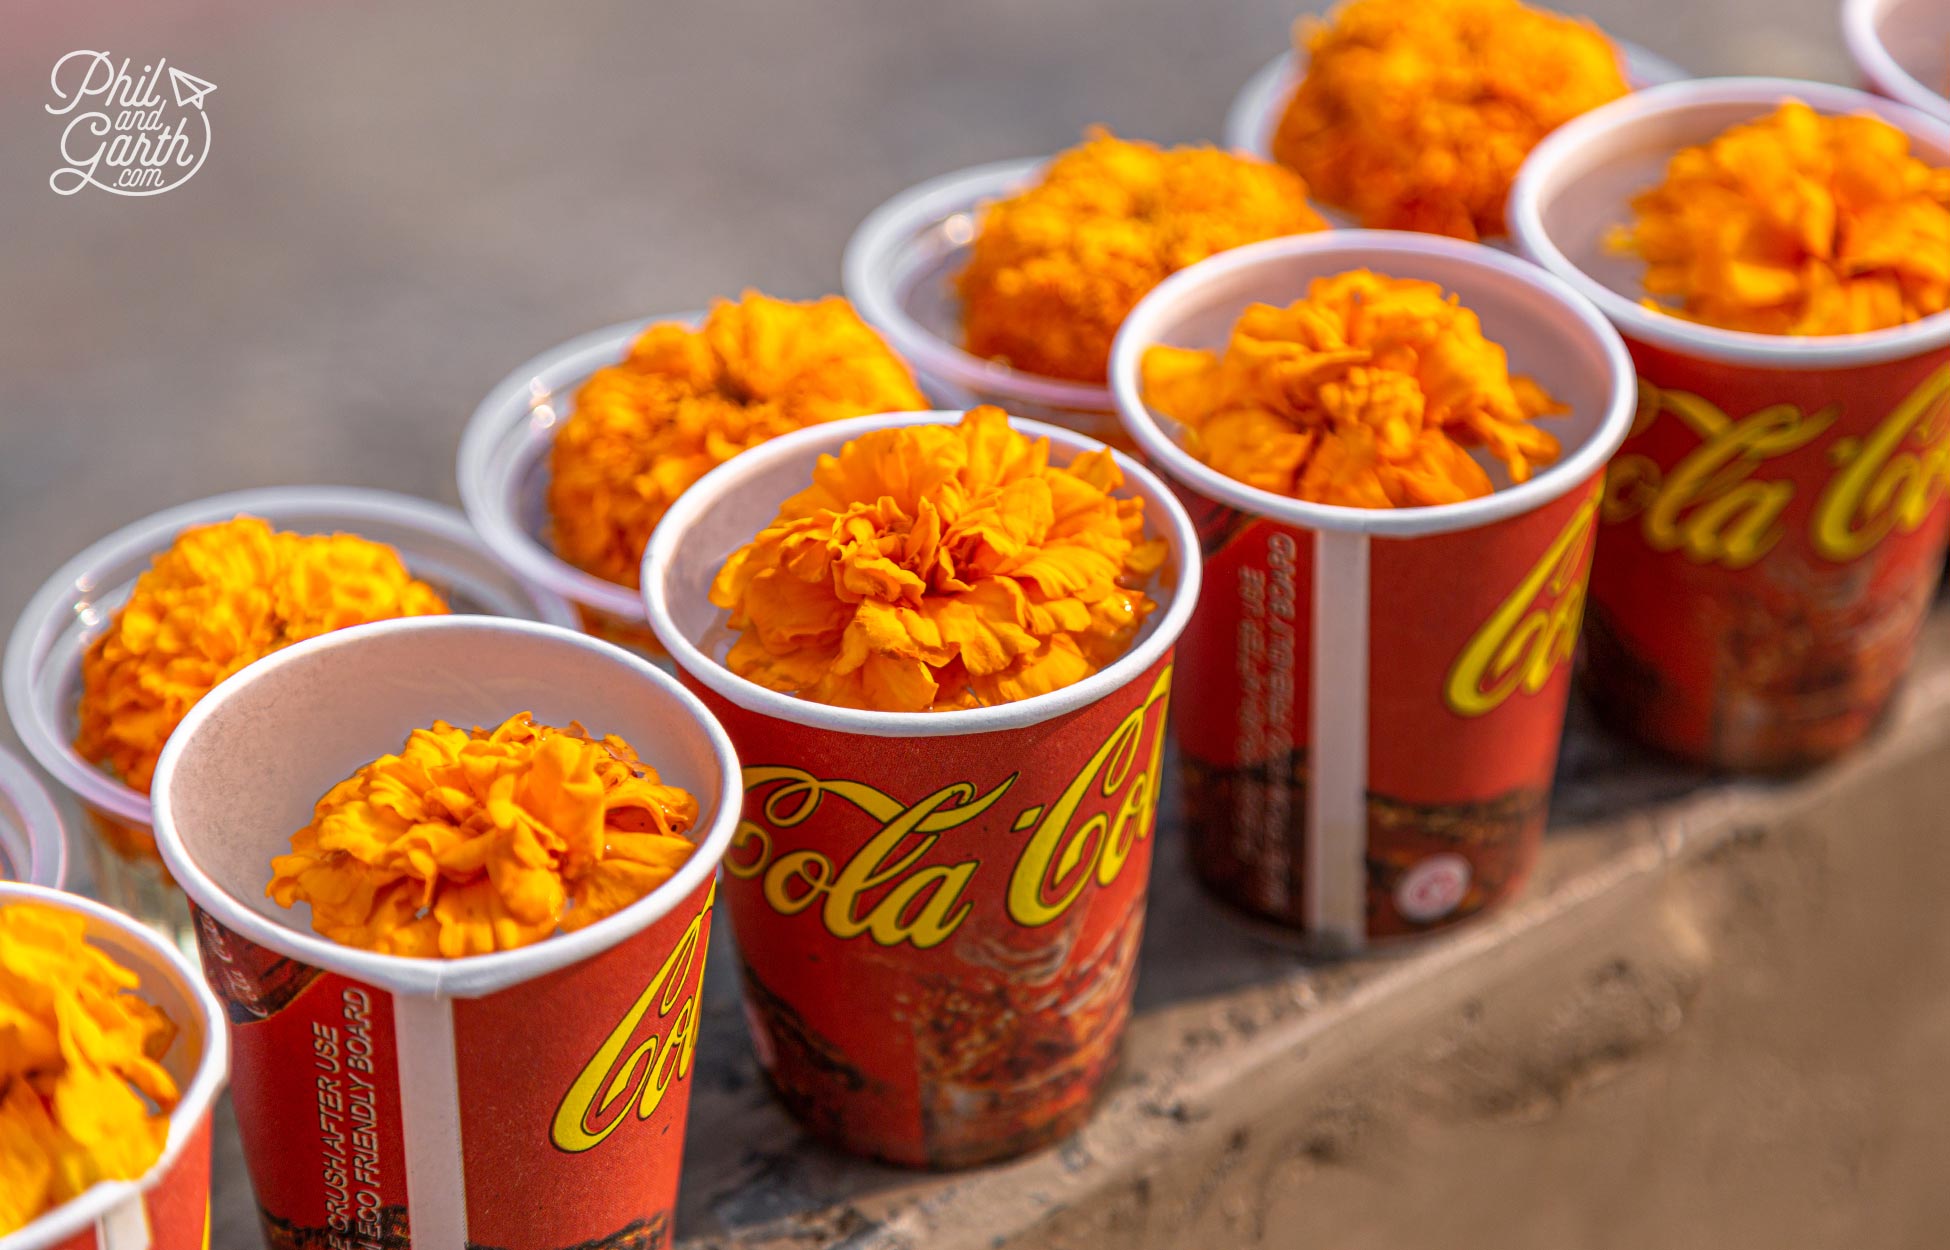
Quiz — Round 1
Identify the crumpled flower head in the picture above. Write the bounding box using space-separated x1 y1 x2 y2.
0 903 180 1236
958 129 1329 384
1141 269 1564 508
1273 0 1628 241
76 516 448 797
1612 101 1950 335
268 714 699 958
548 291 927 590
710 407 1168 713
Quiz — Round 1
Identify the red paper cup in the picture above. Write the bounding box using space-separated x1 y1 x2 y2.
460 315 713 658
0 882 227 1250
0 745 67 888
149 617 740 1250
4 487 577 946
1511 78 1950 771
642 411 1200 1168
1845 0 1950 123
845 162 1139 450
1111 232 1636 951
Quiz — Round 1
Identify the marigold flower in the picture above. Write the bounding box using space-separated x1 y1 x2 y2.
548 292 928 590
76 517 448 798
1612 101 1950 335
1141 269 1564 508
957 130 1328 384
1272 0 1628 241
710 406 1166 713
0 903 180 1235
268 713 698 958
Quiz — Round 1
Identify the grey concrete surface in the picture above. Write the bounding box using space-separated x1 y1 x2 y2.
0 1 1867 1248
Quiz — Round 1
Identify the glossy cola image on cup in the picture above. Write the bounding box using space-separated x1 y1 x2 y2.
643 411 1200 1168
1112 232 1636 950
149 617 740 1250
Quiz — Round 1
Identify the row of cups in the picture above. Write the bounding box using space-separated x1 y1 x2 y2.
6 72 1950 1250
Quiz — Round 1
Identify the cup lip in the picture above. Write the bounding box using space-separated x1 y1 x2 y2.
1508 76 1950 370
1222 38 1690 158
0 881 228 1249
842 157 1120 412
641 409 1202 739
1108 230 1637 537
0 746 66 890
457 315 690 623
3 485 580 831
1844 0 1950 124
148 615 743 999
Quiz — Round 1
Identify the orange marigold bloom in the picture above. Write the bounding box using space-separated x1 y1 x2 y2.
76 517 448 797
0 903 180 1235
710 406 1166 713
958 130 1329 384
268 713 697 958
1272 0 1628 241
548 292 927 589
1141 270 1564 508
1612 101 1950 335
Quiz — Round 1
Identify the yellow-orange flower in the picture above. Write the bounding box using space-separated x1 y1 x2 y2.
548 292 927 589
710 407 1166 712
1272 0 1628 241
958 130 1328 384
0 903 180 1235
1613 101 1950 335
268 714 697 958
76 517 448 797
1141 270 1564 508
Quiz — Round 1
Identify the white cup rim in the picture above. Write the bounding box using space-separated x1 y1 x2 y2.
1108 230 1638 537
0 881 229 1250
457 315 686 623
148 616 743 998
1508 76 1950 369
0 745 66 889
843 158 1119 412
641 410 1202 739
3 485 577 829
1844 0 1950 125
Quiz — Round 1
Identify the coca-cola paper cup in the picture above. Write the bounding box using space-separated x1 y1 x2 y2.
1845 0 1950 123
1510 78 1950 771
149 617 740 1250
0 882 227 1250
459 315 694 657
4 486 576 945
642 411 1200 1168
1111 231 1635 952
844 165 1136 450
0 745 66 888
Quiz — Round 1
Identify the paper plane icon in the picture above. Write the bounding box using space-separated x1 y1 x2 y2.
168 67 217 110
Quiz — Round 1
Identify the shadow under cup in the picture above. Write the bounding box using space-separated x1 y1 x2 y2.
643 411 1200 1169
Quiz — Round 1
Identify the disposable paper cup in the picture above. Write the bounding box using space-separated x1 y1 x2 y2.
459 314 697 658
845 162 1146 450
1510 78 1950 771
1111 232 1635 951
1222 36 1687 235
643 411 1200 1168
0 882 227 1250
0 744 67 888
149 617 740 1250
1846 0 1950 123
5 487 577 946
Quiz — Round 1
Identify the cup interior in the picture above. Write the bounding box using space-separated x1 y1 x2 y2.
1866 0 1950 112
646 410 1198 737
156 618 733 961
0 748 65 888
1112 233 1628 533
5 488 571 829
